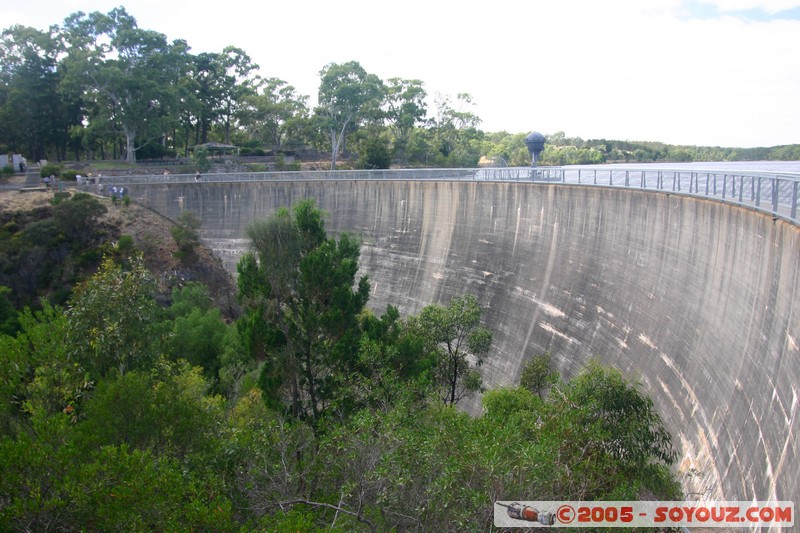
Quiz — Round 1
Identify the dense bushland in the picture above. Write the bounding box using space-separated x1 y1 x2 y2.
0 199 682 531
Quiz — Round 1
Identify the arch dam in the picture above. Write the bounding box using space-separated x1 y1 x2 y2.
116 168 799 505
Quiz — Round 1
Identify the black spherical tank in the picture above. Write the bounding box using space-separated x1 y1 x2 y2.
524 131 546 167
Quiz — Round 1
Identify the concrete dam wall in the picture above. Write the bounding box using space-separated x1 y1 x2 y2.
126 179 799 504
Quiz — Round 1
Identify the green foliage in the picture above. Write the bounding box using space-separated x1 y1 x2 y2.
356 132 391 169
317 61 384 170
39 163 62 178
52 192 108 245
520 353 560 398
170 210 201 261
410 293 493 405
246 163 267 172
239 199 370 422
0 198 115 311
60 169 78 181
0 210 682 531
0 285 18 335
385 78 428 162
67 253 161 378
50 191 70 204
163 284 229 379
557 361 678 469
482 386 544 420
238 77 310 154
60 8 192 163
116 234 134 254
1 165 14 177
193 147 212 172
541 144 606 165
78 359 223 456
330 306 435 416
166 281 214 317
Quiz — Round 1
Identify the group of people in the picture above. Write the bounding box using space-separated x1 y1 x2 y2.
109 185 127 199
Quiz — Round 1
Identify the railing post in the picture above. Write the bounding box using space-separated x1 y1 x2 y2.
739 176 744 203
593 169 597 185
722 174 727 199
625 170 629 187
578 169 581 184
792 181 798 220
756 176 762 207
772 178 779 214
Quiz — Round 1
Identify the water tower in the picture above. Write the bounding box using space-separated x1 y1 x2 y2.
524 131 546 167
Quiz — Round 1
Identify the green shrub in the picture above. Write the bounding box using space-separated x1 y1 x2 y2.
61 170 78 181
117 235 135 253
356 135 391 169
171 211 201 262
1 165 14 176
40 163 62 178
51 192 71 205
275 155 301 171
246 163 267 172
193 148 211 173
240 147 266 156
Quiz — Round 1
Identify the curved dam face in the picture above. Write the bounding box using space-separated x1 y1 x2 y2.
127 179 799 503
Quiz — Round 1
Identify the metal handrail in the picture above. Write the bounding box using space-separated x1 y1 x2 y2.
98 166 800 225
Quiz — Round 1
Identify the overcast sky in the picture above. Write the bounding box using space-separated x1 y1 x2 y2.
2 0 799 148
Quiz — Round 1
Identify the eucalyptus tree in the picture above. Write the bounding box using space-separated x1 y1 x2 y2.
216 46 261 144
409 293 493 405
383 77 428 162
67 253 162 378
191 52 228 146
0 25 79 161
237 77 309 153
316 61 383 169
59 7 191 162
427 92 483 166
186 47 260 147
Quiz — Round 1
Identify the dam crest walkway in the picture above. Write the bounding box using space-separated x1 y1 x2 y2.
102 165 800 225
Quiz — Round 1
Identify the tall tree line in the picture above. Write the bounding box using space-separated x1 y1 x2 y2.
0 7 482 168
3 7 794 170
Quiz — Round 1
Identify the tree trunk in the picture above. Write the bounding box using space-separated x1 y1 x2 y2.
329 114 352 171
330 129 339 170
123 124 137 163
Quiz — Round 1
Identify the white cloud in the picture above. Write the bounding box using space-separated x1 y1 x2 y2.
703 0 800 13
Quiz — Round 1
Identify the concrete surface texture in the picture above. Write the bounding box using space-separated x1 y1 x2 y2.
127 179 799 504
